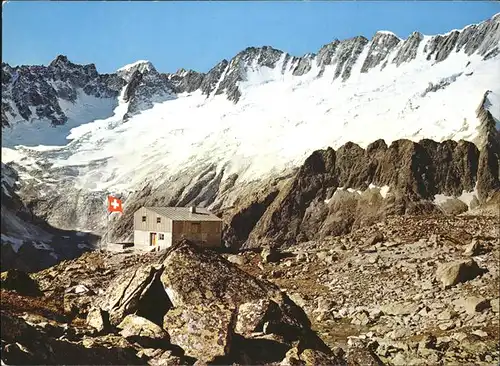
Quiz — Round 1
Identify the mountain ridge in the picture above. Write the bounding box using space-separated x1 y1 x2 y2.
2 12 499 130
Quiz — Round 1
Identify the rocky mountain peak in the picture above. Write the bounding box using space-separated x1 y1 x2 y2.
116 60 156 82
166 68 205 94
235 45 285 68
361 32 401 73
392 31 424 66
49 54 71 68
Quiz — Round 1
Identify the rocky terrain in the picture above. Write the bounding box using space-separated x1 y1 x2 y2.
2 212 499 365
1 240 343 365
231 213 500 365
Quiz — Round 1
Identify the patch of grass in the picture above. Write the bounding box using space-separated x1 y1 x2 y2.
0 289 67 322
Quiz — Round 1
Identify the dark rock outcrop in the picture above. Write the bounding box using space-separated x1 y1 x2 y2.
475 91 500 203
392 32 424 66
122 66 175 121
361 32 401 73
166 68 205 94
209 46 285 102
332 36 370 81
240 133 495 249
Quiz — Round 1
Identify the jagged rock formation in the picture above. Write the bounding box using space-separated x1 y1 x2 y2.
475 90 500 202
1 56 124 127
223 135 494 249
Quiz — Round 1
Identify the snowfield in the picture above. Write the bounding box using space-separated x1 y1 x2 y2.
1 27 500 201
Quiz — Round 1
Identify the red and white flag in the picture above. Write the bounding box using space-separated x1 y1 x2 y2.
107 195 123 213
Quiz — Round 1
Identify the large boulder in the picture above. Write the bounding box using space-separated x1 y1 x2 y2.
118 314 169 348
160 241 313 338
86 240 332 364
163 303 236 362
437 197 469 215
435 259 485 288
160 241 282 308
97 264 166 326
159 240 330 361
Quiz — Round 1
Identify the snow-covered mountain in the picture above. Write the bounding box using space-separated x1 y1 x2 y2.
1 13 500 265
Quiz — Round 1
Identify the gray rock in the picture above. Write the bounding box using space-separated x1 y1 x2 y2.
235 299 273 336
463 296 491 314
437 309 457 321
435 259 485 288
364 232 385 247
490 298 499 313
86 306 109 333
225 254 246 266
471 329 488 338
463 239 481 256
438 198 469 215
98 264 164 326
163 304 236 362
118 314 168 347
380 302 419 316
288 293 307 309
351 311 371 326
346 337 384 365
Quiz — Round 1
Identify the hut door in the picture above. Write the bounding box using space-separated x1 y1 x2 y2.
150 233 157 246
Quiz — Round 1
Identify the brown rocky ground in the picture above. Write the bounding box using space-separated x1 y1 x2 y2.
227 213 500 365
1 213 499 365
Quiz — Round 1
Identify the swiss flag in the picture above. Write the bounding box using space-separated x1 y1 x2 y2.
107 195 123 213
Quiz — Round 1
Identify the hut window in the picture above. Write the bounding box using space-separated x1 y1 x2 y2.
159 233 164 240
157 217 161 223
191 223 201 233
142 216 146 222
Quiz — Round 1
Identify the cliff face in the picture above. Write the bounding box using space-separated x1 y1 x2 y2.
475 91 500 202
226 135 496 250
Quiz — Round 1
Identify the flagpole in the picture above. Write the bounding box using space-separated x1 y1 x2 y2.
108 210 114 249
107 211 110 249
105 196 110 251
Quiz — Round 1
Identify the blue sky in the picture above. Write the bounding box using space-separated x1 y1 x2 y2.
2 1 499 74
